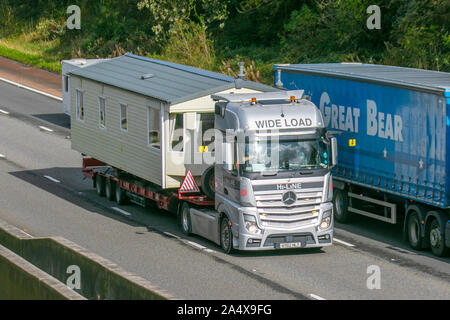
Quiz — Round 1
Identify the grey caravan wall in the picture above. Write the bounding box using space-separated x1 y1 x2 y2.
70 75 163 186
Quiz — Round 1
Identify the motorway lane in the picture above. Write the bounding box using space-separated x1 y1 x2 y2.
0 80 69 131
0 87 449 299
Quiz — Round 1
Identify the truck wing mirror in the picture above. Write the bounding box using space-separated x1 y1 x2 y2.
330 137 338 167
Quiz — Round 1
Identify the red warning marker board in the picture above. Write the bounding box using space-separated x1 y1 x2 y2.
179 170 200 193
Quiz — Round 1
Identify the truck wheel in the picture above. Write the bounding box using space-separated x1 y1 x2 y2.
201 166 215 200
333 189 351 223
105 178 115 201
180 203 192 236
220 216 234 254
407 210 423 250
428 216 449 257
115 185 127 205
95 174 105 197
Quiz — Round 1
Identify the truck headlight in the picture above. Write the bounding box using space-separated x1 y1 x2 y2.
244 214 261 234
320 210 332 230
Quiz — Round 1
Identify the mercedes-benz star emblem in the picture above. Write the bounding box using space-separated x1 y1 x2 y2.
282 191 297 206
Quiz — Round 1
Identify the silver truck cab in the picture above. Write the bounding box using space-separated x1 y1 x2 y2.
185 90 337 252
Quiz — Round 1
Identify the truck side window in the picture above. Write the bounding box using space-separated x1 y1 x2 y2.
148 106 160 149
169 113 183 152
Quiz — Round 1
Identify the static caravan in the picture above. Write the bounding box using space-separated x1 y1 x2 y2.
61 58 107 115
69 53 277 190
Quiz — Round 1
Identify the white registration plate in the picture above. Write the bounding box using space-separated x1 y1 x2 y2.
279 242 302 249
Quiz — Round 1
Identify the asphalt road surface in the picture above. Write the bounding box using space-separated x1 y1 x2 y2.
0 81 449 299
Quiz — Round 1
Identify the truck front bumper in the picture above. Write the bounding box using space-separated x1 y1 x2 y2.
235 203 334 251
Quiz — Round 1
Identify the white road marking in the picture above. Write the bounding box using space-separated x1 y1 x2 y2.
0 76 62 101
112 207 131 216
0 154 5 159
39 126 54 132
309 294 326 300
163 232 181 239
186 240 206 250
0 109 10 115
44 175 60 183
334 238 355 247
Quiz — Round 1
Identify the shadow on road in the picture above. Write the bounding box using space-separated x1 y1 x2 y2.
32 113 70 129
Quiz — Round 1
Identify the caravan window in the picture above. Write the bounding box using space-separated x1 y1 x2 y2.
76 89 84 121
197 113 215 152
98 97 106 129
64 76 69 92
120 103 128 131
148 107 160 149
169 113 184 152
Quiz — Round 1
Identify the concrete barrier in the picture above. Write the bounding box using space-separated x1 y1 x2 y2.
0 219 175 300
0 245 85 300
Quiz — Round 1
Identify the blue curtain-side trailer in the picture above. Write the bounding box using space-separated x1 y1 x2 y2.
274 63 450 256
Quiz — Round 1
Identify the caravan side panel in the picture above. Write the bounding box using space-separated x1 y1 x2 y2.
70 76 163 186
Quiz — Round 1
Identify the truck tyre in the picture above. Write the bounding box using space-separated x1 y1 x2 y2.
220 216 234 254
333 189 351 223
201 166 215 200
95 174 105 197
407 209 423 250
115 185 127 205
180 203 192 236
105 178 115 201
428 215 449 257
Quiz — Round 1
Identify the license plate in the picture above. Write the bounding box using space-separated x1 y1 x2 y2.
278 242 302 249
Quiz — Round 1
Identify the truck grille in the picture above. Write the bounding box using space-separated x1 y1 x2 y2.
253 180 324 229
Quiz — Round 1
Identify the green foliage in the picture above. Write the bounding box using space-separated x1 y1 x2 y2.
0 0 448 82
157 20 216 70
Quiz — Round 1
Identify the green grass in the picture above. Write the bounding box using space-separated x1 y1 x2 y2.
0 37 62 73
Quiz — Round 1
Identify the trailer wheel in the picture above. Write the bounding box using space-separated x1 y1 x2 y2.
115 184 127 205
407 210 423 250
220 216 234 254
105 178 115 201
95 174 105 197
201 166 215 200
333 189 351 223
428 216 449 257
180 203 192 236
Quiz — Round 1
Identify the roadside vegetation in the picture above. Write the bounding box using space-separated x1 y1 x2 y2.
0 0 448 84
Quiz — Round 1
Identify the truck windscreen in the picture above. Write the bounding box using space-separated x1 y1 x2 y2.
243 136 329 173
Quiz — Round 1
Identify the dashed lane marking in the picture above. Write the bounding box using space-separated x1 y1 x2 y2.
334 238 355 247
112 207 132 216
309 293 326 300
39 126 54 132
44 175 60 183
